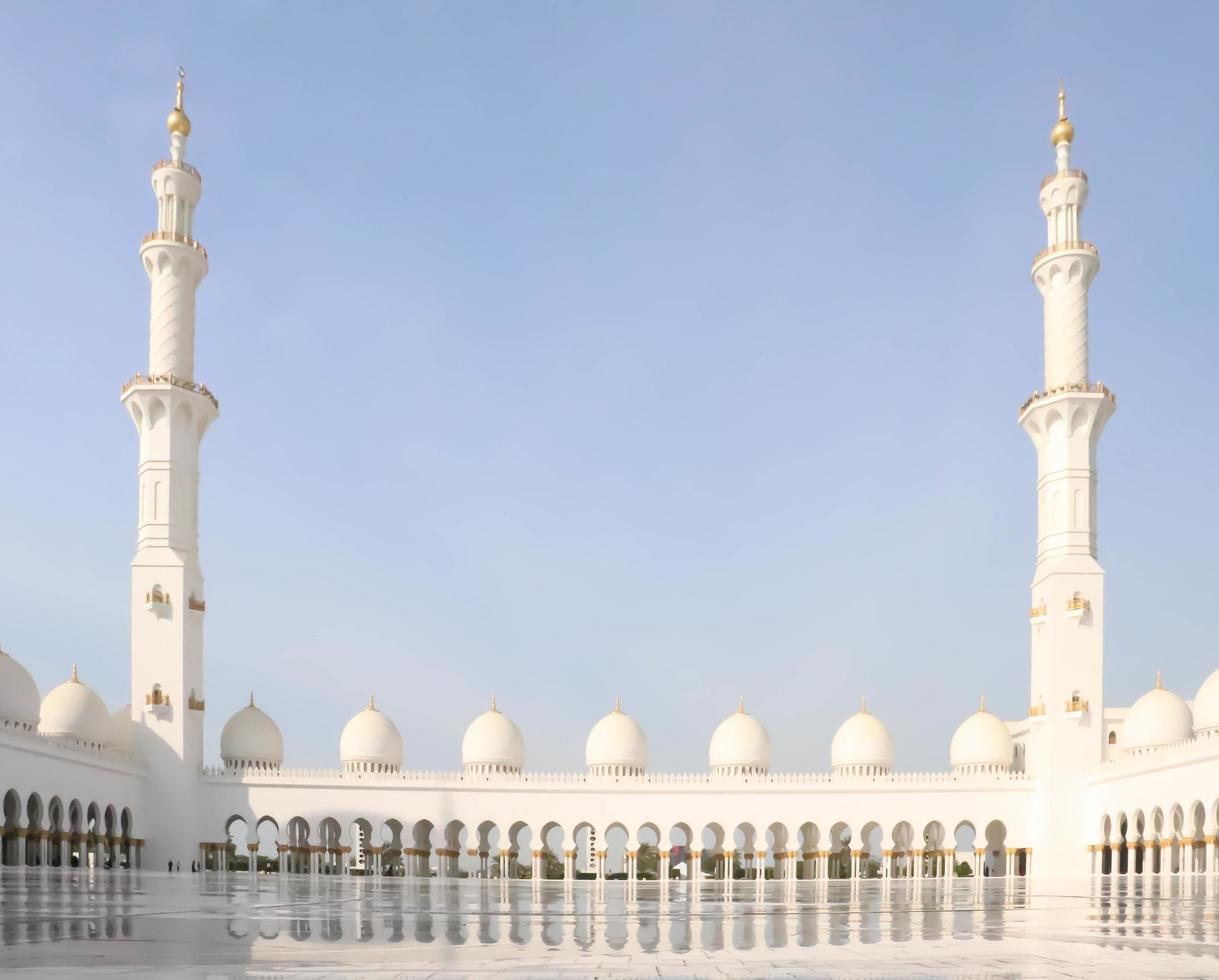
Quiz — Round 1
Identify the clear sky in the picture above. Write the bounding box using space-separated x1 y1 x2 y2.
2 3 1218 774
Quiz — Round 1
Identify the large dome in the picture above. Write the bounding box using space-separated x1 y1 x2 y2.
39 665 109 749
220 693 284 770
0 646 40 733
949 697 1013 774
709 700 772 775
831 700 894 776
1124 674 1193 753
340 696 403 773
585 699 648 776
462 697 524 774
1193 668 1219 736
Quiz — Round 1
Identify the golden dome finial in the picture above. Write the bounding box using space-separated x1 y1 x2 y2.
1155 670 1162 690
490 694 498 712
249 691 255 707
737 697 744 714
980 694 986 712
167 65 192 137
1050 79 1074 146
368 694 376 710
859 696 867 714
614 695 621 713
71 663 79 683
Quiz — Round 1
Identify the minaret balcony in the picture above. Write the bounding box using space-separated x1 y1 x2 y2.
1065 595 1090 621
1029 603 1048 625
188 596 206 613
1031 240 1097 267
144 687 172 720
152 158 201 181
1065 696 1090 715
141 230 208 260
1039 168 1087 189
122 372 219 410
145 589 172 618
1029 703 1046 719
1018 381 1115 418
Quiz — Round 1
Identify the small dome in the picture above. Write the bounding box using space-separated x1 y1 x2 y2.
0 646 40 732
40 665 109 748
1050 117 1075 146
831 700 894 775
1193 668 1219 735
585 699 648 775
220 693 284 770
340 696 403 773
709 700 772 775
108 706 137 755
1124 673 1193 753
462 697 524 774
949 697 1013 773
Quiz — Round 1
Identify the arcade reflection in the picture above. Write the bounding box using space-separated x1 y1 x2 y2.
3 871 1219 964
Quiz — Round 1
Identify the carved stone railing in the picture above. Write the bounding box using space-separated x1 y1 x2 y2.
121 372 218 410
1019 381 1115 417
141 230 207 259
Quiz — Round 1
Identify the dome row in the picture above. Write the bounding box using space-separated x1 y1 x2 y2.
216 693 1017 775
0 651 134 752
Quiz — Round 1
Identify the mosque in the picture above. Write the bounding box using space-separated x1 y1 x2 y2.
1 76 1217 887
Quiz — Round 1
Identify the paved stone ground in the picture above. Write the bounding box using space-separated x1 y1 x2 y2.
2 869 1218 977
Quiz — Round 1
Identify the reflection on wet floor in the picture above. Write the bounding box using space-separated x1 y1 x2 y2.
2 869 1219 975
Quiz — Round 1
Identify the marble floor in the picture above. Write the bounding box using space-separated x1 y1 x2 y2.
2 870 1218 978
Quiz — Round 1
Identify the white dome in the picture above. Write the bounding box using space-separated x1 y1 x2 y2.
1193 668 1219 734
1124 675 1193 753
340 696 403 772
949 698 1013 773
585 699 648 775
831 701 894 775
709 701 772 775
0 646 40 732
39 665 109 748
220 694 284 769
108 706 137 755
462 697 524 773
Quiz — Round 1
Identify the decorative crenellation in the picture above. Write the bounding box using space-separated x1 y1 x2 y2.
198 766 1032 786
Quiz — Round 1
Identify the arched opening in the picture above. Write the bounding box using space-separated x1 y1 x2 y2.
224 814 250 872
953 821 977 877
254 816 280 873
828 822 853 879
984 820 1008 876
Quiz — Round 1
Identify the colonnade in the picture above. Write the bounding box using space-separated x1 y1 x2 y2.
0 828 143 871
1092 835 1218 880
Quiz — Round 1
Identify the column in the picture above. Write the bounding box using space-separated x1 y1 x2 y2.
1160 839 1172 882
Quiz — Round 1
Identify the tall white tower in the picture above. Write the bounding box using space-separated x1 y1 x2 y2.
120 69 216 867
1020 86 1115 875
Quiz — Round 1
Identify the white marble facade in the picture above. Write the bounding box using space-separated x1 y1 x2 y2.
2 78 1218 889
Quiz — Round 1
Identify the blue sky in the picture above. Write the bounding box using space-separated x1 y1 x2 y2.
1 3 1218 773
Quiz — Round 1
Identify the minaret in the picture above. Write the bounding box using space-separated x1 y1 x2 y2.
120 69 216 868
1019 85 1115 876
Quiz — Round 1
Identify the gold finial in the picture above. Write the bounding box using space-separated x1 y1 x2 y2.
614 696 621 713
1155 671 1162 690
249 691 255 707
71 664 79 683
490 694 498 712
979 694 986 712
167 65 192 137
368 694 376 710
859 696 867 714
1050 80 1075 146
737 697 744 714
